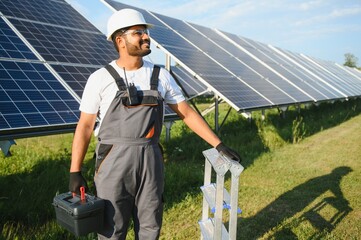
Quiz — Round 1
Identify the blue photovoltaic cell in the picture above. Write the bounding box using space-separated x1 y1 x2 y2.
0 60 80 136
104 0 272 110
0 18 37 60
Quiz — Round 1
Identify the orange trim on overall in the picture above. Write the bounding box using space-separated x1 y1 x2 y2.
145 125 155 138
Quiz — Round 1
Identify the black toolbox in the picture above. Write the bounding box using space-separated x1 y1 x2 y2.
53 192 104 236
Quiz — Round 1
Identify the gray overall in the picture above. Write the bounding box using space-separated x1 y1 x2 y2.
94 65 164 240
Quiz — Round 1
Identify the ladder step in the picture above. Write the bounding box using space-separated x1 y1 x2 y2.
201 183 242 214
199 218 229 240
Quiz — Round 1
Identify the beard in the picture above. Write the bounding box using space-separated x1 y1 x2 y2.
125 39 152 57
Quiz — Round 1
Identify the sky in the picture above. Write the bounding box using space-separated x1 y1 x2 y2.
66 0 361 66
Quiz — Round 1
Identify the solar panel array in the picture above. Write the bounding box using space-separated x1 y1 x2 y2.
103 0 361 112
1 0 200 141
2 0 361 142
0 15 80 140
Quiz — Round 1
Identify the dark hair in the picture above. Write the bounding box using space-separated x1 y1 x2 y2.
111 28 129 52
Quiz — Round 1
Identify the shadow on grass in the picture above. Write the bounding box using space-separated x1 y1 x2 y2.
160 99 361 210
161 113 267 209
237 166 353 239
267 98 361 143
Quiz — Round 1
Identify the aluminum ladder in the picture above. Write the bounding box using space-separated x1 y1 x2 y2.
199 148 244 240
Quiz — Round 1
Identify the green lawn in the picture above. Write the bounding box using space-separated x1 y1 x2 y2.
1 98 361 239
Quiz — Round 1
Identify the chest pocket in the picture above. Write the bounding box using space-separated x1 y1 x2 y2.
99 65 164 140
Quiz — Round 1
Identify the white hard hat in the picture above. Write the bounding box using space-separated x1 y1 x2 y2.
106 8 153 41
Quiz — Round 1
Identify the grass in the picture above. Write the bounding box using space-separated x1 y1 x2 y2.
1 98 361 239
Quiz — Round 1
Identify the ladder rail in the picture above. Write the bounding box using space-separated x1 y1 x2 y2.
200 148 244 240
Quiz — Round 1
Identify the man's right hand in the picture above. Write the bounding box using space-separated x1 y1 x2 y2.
69 171 88 195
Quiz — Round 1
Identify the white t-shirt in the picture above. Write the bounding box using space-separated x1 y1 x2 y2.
79 60 185 135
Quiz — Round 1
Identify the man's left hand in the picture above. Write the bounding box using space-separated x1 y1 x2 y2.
216 142 241 162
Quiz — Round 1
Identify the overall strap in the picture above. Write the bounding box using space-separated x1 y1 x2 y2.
105 64 127 91
150 65 160 90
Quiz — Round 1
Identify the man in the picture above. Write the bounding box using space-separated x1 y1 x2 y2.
69 8 240 240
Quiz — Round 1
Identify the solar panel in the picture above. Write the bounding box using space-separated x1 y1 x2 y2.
301 56 361 96
159 18 303 106
0 59 80 140
233 37 333 101
0 0 98 32
1 0 108 140
1 0 118 103
342 66 361 80
0 17 37 60
1 0 184 142
104 0 361 111
3 0 357 144
273 48 348 99
102 0 273 111
8 18 116 66
171 66 209 98
50 64 100 98
289 52 357 97
188 24 313 104
216 32 331 102
0 11 81 140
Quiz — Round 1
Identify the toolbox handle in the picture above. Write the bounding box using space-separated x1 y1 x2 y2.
72 186 86 201
80 186 85 202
